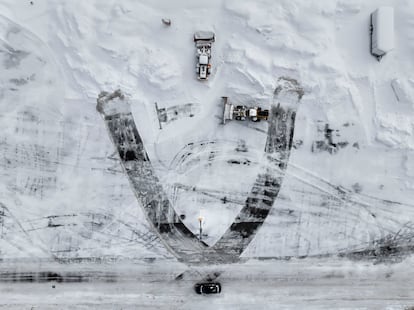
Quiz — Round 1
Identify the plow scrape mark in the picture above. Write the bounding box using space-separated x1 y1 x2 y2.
0 271 119 283
339 226 414 264
156 102 199 127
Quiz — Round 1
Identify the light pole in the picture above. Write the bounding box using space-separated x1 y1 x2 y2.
198 215 204 241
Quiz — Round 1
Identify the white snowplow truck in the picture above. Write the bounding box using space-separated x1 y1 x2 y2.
222 97 269 124
194 31 215 80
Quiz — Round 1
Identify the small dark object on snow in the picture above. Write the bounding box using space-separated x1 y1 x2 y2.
194 282 221 294
162 18 171 26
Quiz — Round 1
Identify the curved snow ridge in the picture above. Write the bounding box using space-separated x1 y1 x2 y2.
49 2 169 99
0 15 63 113
138 47 182 90
224 41 273 72
224 0 329 57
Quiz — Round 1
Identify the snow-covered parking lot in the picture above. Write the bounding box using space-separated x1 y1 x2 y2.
1 0 414 308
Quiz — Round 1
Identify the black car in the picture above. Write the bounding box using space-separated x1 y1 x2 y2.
194 282 221 294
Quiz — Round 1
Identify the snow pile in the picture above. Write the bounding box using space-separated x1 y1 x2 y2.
391 78 414 105
374 79 414 149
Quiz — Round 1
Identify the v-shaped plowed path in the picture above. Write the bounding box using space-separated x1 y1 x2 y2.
97 78 303 265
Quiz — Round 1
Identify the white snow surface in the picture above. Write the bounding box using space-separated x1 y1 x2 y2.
1 0 414 308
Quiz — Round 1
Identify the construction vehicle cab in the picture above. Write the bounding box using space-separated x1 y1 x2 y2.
255 107 269 121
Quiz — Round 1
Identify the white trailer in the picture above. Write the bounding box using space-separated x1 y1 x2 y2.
370 7 394 61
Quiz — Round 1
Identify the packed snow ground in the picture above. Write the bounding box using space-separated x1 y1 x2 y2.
1 257 414 309
1 0 414 308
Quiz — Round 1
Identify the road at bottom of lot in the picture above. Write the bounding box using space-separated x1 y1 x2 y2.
0 257 413 309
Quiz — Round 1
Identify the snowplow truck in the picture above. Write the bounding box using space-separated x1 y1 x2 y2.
222 97 269 124
194 31 215 80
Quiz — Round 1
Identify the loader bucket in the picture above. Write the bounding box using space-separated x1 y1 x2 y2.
222 96 233 124
194 31 215 42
